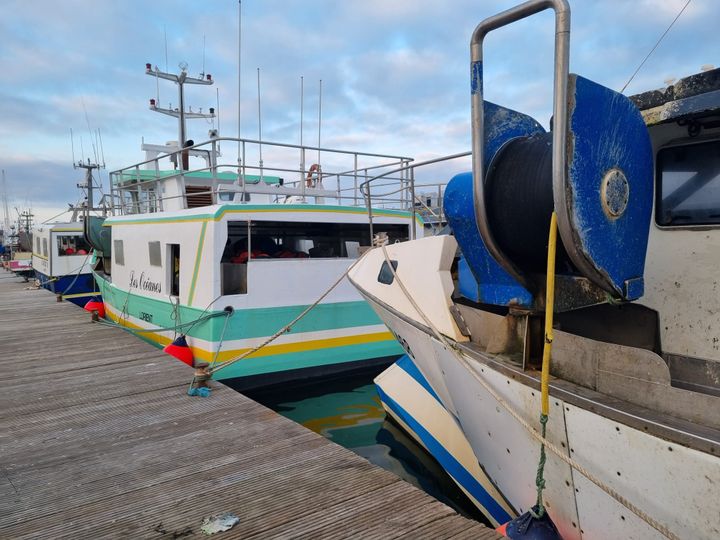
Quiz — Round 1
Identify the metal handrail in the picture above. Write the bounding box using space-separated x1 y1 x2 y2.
360 151 471 241
110 136 417 214
471 0 570 290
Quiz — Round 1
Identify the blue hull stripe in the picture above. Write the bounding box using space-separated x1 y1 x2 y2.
395 354 443 405
375 385 513 524
35 270 99 307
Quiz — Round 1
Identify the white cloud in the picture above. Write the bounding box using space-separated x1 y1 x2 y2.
1 0 718 212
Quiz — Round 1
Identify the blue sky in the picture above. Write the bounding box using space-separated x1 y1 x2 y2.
1 0 716 223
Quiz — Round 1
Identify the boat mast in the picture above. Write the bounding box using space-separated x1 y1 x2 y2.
145 63 215 151
1 170 10 239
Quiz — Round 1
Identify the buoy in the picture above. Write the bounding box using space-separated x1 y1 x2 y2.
496 506 562 539
84 299 105 318
163 335 194 367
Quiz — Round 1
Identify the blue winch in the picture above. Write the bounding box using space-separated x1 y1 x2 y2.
445 0 653 312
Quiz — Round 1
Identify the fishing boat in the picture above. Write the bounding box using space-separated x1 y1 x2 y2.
348 1 720 538
5 212 34 280
87 63 435 390
31 160 107 306
31 222 96 306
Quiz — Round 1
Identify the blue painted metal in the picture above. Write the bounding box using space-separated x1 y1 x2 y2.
395 354 443 405
447 77 653 308
445 101 544 308
35 270 100 307
471 61 483 96
565 74 653 300
375 384 514 525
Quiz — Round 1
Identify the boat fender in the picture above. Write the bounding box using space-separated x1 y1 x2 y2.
163 335 195 367
496 506 562 539
83 299 106 319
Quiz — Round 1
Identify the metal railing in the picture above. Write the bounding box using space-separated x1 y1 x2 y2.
360 151 471 241
108 137 417 215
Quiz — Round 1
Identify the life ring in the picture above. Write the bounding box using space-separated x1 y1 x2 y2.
306 163 321 188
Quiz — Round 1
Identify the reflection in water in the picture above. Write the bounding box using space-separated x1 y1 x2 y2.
244 372 487 522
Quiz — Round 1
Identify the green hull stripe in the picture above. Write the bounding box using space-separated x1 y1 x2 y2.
96 275 385 341
187 221 207 305
103 203 421 226
127 331 402 380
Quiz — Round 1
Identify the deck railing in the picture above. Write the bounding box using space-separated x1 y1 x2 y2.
108 137 418 215
359 151 472 241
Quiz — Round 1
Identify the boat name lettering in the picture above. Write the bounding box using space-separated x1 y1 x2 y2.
129 270 162 294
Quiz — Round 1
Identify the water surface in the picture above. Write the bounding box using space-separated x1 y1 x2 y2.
245 371 487 522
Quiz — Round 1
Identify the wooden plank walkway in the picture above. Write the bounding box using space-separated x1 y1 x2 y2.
0 271 501 539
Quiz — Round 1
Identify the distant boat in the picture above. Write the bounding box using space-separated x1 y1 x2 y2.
31 160 107 306
31 222 97 306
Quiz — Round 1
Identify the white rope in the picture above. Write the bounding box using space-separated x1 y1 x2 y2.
208 250 370 376
379 245 678 540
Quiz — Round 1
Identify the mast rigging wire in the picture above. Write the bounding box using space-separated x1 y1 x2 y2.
620 0 692 94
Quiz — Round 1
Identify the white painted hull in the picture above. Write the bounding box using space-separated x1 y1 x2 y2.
365 296 720 540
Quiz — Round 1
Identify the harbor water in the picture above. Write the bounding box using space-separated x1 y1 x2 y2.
242 368 489 524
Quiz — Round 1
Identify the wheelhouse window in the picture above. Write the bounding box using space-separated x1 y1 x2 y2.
42 238 48 257
378 260 398 285
148 241 162 267
656 140 720 226
35 237 40 254
114 240 125 266
220 221 248 295
236 221 408 260
56 234 91 256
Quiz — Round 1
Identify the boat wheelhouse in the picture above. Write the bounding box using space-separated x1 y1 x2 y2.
348 2 720 538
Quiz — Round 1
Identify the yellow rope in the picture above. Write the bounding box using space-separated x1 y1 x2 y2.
541 212 557 417
207 250 370 377
378 243 678 540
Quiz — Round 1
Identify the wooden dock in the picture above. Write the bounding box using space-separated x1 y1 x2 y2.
0 272 500 539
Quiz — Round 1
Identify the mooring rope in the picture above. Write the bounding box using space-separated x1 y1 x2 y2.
531 211 558 518
378 243 678 540
59 252 93 296
28 253 92 290
207 250 370 377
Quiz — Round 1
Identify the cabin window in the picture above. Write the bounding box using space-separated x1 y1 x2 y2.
237 221 408 260
42 238 48 258
656 140 720 226
220 221 248 295
169 244 180 297
148 241 162 267
377 260 398 285
35 237 40 254
114 240 125 266
56 235 91 256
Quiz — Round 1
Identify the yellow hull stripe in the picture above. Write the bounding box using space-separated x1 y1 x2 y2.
105 307 395 362
62 291 97 299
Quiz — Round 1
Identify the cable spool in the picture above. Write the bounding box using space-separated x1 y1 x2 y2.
485 132 574 275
